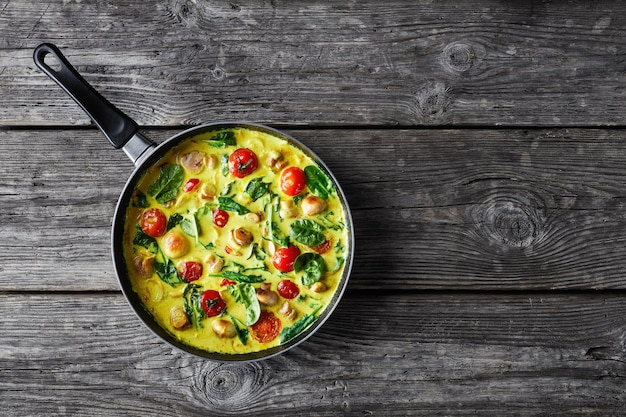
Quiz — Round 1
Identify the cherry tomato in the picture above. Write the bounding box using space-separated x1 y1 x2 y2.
280 167 306 196
140 208 167 237
277 279 300 299
310 239 332 254
200 290 226 317
249 311 281 343
229 148 258 178
213 209 229 228
183 178 200 192
179 261 203 282
272 245 301 273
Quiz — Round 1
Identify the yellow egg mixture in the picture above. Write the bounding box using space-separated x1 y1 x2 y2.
122 128 349 355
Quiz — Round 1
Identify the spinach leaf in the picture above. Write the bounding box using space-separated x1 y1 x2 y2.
220 154 229 176
206 131 236 148
218 196 250 215
210 271 265 284
227 283 261 326
294 252 326 286
167 213 184 231
132 191 149 208
290 219 326 246
304 165 334 200
181 213 201 243
245 178 270 202
279 305 322 344
147 164 184 204
133 226 158 253
154 257 184 286
265 196 290 247
228 315 249 345
183 284 206 330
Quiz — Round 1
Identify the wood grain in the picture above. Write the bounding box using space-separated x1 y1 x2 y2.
2 0 625 127
3 128 626 292
1 292 624 416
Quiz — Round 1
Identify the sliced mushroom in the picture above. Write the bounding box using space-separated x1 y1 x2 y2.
180 150 207 174
231 227 253 247
212 319 236 338
256 283 279 306
133 255 154 278
301 195 327 216
310 281 327 293
204 253 224 274
279 301 298 321
170 306 190 330
279 199 298 219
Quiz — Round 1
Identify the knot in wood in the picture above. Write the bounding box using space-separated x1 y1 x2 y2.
477 197 544 249
196 362 267 410
441 42 475 73
413 81 450 122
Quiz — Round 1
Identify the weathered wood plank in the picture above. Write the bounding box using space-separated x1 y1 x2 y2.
2 0 625 127
1 292 624 416
3 128 626 291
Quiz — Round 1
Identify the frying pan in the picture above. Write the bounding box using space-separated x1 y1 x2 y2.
33 43 353 361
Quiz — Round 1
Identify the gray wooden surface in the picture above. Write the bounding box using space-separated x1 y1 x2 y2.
2 0 626 415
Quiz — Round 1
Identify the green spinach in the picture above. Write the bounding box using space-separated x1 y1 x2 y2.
245 178 271 202
167 213 183 231
279 305 322 344
227 283 261 326
147 164 184 204
218 196 251 215
294 252 326 286
133 226 158 253
304 165 334 200
205 131 236 148
210 271 265 284
183 284 206 330
154 257 184 286
290 219 326 246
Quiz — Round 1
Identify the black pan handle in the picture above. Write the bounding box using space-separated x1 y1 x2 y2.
33 43 138 149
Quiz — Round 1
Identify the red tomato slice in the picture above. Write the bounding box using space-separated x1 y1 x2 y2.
249 311 281 343
279 167 306 196
140 208 167 237
200 290 226 317
183 178 200 192
272 245 301 273
277 279 300 299
229 148 259 178
179 261 203 282
213 209 229 228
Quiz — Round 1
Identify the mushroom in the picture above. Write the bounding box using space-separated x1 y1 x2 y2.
204 253 224 274
279 301 298 321
212 319 236 338
310 281 327 293
231 227 253 247
170 306 190 330
133 255 154 278
256 283 279 306
162 230 190 259
180 150 206 174
279 199 298 219
301 195 327 216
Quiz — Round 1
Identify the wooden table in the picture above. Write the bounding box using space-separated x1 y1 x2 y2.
2 1 625 415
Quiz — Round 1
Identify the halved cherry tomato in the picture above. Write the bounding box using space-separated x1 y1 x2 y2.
310 239 332 254
272 245 301 273
183 178 200 192
140 208 167 237
213 209 229 228
249 311 281 343
279 166 306 196
277 279 300 299
179 261 203 282
229 148 258 178
200 290 226 317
